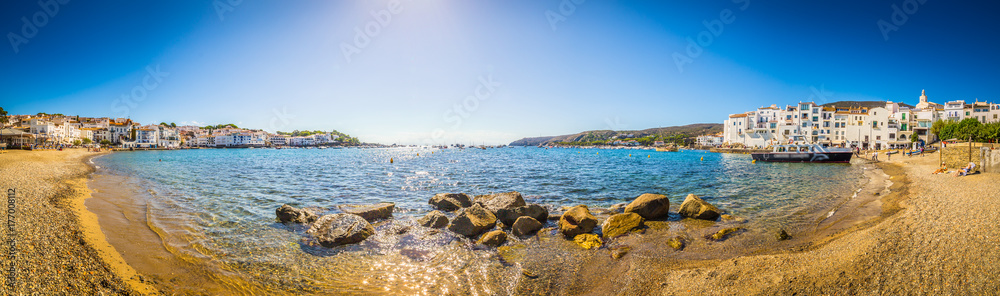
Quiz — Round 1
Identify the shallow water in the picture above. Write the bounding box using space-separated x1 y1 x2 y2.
92 147 865 294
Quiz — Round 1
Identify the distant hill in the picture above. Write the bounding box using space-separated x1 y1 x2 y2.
821 101 915 109
508 123 723 146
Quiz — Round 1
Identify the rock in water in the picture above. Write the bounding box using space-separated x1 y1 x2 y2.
710 227 743 241
477 230 507 247
448 203 497 237
558 205 598 237
624 193 670 219
496 204 549 227
573 233 602 249
611 246 631 259
776 229 791 241
602 212 645 238
474 191 526 212
307 214 375 247
678 194 721 221
428 193 473 211
512 216 543 236
418 210 449 228
667 236 685 250
607 203 628 214
338 202 395 222
275 204 318 224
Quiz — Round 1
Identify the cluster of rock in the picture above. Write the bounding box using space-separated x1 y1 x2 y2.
425 191 551 247
276 202 395 248
275 190 769 253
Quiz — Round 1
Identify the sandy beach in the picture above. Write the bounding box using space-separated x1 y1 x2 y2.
0 149 154 295
2 148 999 295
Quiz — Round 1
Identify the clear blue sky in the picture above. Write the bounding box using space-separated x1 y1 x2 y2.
2 1 999 145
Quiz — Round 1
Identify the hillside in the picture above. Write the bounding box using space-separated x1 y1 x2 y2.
821 101 915 109
508 123 723 146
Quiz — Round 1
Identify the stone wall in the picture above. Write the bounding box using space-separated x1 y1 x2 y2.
939 143 1000 173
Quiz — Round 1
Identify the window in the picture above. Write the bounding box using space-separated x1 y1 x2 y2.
966 111 970 116
876 136 881 140
902 114 906 120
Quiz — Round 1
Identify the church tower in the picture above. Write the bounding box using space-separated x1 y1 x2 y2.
916 89 930 109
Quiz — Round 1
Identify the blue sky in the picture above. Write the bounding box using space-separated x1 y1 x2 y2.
2 0 999 144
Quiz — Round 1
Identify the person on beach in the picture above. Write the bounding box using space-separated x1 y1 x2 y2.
954 162 976 177
873 151 879 161
932 163 948 174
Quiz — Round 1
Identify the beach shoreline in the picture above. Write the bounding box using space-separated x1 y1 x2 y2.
6 148 995 294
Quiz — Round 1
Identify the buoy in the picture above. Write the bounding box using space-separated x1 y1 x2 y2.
647 155 650 158
701 157 704 161
390 158 394 164
629 154 631 157
417 153 419 156
752 159 756 164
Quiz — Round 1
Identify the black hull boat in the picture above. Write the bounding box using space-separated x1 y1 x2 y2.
751 144 853 163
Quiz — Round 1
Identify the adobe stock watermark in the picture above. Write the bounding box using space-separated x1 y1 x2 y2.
808 84 834 104
7 0 70 54
672 0 750 73
6 189 16 289
268 106 296 132
214 0 243 21
545 0 588 32
341 0 408 64
110 65 170 119
605 116 627 131
877 0 927 41
427 70 502 144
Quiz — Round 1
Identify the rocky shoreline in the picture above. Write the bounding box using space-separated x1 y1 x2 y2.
275 190 772 259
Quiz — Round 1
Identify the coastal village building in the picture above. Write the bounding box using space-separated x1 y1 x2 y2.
722 90 997 150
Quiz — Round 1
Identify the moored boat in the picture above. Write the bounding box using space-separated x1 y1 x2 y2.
751 144 852 163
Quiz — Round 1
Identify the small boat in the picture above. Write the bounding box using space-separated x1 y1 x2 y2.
751 144 853 163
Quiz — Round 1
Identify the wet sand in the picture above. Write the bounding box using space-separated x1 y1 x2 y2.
86 173 269 295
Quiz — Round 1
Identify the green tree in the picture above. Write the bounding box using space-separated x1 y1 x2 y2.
954 118 982 141
100 139 111 146
73 140 82 146
909 132 919 143
170 122 177 128
82 138 92 145
930 120 948 139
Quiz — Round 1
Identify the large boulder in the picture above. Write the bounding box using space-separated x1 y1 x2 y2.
338 202 394 222
429 193 473 211
512 216 543 237
275 204 318 224
477 230 507 247
623 193 670 220
307 214 375 247
495 204 549 227
558 205 598 237
474 191 526 212
601 212 645 238
448 203 497 237
678 194 721 221
417 210 449 228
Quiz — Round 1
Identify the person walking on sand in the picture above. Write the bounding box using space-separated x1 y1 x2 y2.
873 151 879 161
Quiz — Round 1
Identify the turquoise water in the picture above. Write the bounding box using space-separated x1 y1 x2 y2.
93 147 865 294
